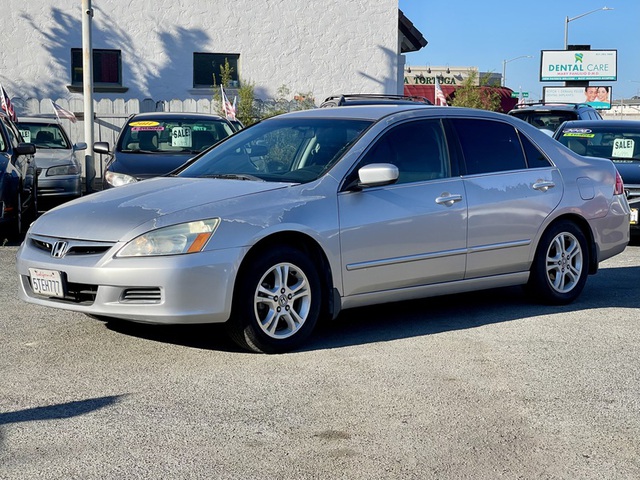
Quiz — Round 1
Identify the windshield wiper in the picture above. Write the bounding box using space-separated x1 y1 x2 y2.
201 173 264 181
121 149 160 153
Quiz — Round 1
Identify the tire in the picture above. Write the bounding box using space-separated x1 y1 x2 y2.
18 182 37 235
528 221 589 305
16 190 24 236
226 246 322 353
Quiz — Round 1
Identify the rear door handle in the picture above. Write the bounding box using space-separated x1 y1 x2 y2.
533 181 555 192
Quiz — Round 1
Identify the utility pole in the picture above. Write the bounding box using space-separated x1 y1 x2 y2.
82 0 95 193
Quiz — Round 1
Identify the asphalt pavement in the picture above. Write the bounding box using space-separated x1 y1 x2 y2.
1 239 639 479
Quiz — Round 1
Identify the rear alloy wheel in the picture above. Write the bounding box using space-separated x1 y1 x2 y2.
528 221 589 305
227 246 322 353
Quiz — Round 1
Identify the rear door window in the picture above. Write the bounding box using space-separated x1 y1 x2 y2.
449 118 527 175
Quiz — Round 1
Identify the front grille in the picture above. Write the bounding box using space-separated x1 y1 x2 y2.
30 235 115 257
121 288 162 303
625 185 639 201
65 282 99 303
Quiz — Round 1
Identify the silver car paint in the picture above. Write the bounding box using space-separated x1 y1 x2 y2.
35 148 84 198
17 117 85 199
16 106 630 325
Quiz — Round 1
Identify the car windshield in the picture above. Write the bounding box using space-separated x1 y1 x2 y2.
177 118 373 183
117 117 235 154
18 122 70 149
556 125 640 161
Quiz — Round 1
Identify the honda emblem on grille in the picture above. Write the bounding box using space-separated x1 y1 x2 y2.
51 241 69 258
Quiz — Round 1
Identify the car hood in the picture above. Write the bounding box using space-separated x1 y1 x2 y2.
109 151 197 178
30 177 290 241
34 148 76 167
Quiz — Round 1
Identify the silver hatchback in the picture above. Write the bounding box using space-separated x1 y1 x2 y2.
16 106 630 353
17 117 86 206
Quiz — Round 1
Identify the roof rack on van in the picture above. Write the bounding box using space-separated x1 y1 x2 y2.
320 94 432 108
514 102 590 109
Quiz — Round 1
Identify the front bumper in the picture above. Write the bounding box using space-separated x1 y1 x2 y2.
16 235 246 324
38 175 82 198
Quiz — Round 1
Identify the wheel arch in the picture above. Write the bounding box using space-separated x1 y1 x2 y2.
235 230 340 321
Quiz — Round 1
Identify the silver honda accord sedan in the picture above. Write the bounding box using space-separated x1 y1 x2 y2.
16 105 631 353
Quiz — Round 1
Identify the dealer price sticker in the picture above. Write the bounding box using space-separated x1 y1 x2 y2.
29 268 65 298
171 126 192 147
612 138 634 159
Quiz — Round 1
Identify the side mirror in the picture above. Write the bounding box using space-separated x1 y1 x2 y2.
93 142 111 155
357 163 399 188
74 142 88 151
15 143 36 155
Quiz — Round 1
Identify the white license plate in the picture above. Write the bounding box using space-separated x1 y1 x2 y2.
29 268 65 298
631 208 638 225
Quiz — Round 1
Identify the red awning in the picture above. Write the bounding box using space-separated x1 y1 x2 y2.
405 84 518 113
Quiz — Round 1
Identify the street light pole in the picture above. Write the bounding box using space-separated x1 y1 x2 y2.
564 7 613 49
502 55 532 87
82 0 95 193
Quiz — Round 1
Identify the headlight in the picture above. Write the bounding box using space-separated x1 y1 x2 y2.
46 165 79 176
117 219 221 257
105 171 137 187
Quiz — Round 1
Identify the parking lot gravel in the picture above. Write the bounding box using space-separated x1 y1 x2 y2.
1 240 639 479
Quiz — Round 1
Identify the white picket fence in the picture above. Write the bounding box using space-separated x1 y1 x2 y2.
14 97 225 148
13 96 311 190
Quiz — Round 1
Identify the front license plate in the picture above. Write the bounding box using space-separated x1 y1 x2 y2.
29 268 65 298
631 208 638 225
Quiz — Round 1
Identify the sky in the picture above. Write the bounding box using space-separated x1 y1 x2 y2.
398 0 640 101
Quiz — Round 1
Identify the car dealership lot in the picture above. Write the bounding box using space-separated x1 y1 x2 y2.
1 242 639 479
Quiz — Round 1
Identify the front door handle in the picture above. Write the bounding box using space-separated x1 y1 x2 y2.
435 193 463 206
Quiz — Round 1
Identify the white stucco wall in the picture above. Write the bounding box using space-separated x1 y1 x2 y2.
1 0 401 105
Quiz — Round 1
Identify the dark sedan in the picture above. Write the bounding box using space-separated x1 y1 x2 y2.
0 112 37 237
553 119 640 233
94 112 236 188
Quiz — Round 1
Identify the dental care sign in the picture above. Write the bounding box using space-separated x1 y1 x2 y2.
540 50 617 81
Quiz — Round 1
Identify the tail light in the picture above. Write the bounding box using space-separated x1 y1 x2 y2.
614 169 625 196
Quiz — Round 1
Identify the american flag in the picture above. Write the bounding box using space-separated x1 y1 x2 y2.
434 77 448 106
221 86 236 121
0 84 17 121
51 100 77 123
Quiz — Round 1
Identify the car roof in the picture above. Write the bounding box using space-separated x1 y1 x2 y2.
268 104 442 121
559 119 640 128
320 94 433 107
270 105 521 124
510 103 594 113
17 116 63 123
128 112 227 121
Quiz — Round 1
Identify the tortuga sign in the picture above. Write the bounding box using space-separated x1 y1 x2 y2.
540 50 617 81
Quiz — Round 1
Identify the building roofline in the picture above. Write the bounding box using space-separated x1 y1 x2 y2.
399 9 428 53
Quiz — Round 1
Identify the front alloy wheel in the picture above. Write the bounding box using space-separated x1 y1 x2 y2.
254 262 312 340
227 246 322 353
